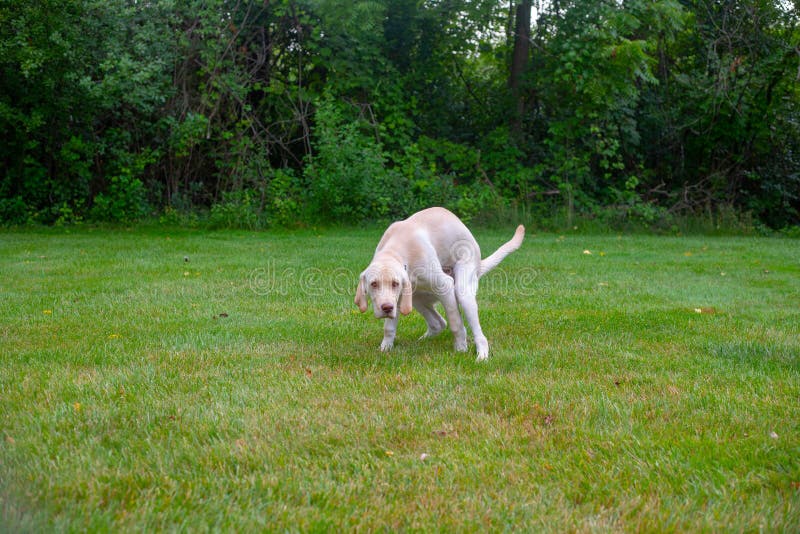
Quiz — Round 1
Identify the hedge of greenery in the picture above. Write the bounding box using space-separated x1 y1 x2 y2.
2 1 798 229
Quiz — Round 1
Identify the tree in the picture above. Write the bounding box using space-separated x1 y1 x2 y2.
0 0 797 227
509 0 532 126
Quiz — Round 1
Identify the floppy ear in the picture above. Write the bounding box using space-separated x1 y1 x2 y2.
354 273 368 312
399 270 413 315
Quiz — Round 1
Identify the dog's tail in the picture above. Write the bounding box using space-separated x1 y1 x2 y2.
479 225 525 277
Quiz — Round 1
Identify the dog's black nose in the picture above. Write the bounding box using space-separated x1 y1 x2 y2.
381 303 394 314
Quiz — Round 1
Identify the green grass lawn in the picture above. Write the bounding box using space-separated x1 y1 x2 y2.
1 226 799 531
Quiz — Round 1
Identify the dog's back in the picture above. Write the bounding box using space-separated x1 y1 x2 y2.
377 207 479 268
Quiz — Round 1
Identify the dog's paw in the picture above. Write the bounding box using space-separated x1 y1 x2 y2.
475 339 489 361
380 339 394 352
453 327 468 352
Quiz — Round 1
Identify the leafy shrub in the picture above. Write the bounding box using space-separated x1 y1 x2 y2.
305 96 415 223
159 206 200 228
780 226 800 238
54 202 84 226
0 197 29 225
266 168 304 227
208 190 262 230
89 148 154 223
90 174 148 222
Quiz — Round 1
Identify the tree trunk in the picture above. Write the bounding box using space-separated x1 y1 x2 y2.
509 1 532 129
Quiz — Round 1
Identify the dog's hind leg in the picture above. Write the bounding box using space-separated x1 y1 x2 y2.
453 264 489 361
432 274 468 353
414 293 447 340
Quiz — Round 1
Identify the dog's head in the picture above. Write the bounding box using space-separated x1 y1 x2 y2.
355 260 412 319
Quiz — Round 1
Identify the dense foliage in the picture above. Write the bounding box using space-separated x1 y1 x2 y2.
1 0 798 228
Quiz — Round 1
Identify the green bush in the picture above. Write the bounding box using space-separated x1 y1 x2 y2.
305 96 416 223
266 168 304 227
2 1 796 229
90 174 148 223
158 206 200 228
0 197 29 225
208 190 262 230
87 145 154 222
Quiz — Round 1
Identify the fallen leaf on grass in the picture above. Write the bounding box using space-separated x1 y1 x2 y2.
583 250 592 255
218 312 229 318
693 307 718 314
385 450 394 457
73 402 82 412
770 431 779 439
420 453 429 461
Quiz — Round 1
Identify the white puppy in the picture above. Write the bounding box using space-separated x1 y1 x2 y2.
355 207 525 361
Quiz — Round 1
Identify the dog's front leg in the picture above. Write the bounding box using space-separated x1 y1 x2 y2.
380 315 398 351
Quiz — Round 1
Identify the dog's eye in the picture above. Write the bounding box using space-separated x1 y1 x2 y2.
370 281 378 288
391 280 399 288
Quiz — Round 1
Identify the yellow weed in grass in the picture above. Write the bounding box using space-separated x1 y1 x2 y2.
43 310 52 315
